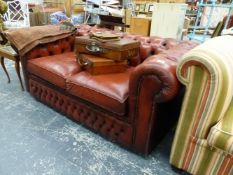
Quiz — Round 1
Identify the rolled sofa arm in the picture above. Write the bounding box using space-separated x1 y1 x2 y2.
129 40 198 154
129 55 181 154
170 35 233 167
129 55 180 102
175 35 233 140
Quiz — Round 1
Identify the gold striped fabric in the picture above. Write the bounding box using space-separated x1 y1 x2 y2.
207 99 233 155
170 35 233 175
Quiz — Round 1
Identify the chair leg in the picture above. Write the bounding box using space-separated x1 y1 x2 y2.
0 56 10 83
15 58 24 91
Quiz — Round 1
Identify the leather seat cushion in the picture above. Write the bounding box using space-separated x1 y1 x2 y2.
27 52 82 88
66 68 133 116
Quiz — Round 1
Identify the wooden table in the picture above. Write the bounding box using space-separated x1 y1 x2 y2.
0 45 24 90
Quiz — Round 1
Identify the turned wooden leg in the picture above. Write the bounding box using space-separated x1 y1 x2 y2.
15 58 24 91
0 56 10 83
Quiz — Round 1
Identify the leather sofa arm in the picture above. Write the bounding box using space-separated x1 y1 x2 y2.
129 55 179 103
129 40 198 154
129 55 180 154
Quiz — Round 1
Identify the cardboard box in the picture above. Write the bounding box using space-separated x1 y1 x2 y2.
130 17 151 36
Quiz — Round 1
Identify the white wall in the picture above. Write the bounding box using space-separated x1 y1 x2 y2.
21 0 43 4
150 3 187 40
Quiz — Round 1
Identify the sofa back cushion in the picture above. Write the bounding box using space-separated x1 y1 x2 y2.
25 36 75 60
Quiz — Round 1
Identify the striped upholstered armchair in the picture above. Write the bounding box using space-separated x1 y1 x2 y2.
170 35 233 175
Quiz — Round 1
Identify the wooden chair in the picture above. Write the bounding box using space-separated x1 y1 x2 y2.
211 21 224 38
0 33 24 90
0 0 30 90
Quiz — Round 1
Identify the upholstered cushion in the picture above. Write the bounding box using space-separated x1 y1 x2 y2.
27 52 82 88
207 124 233 154
66 69 133 116
207 100 233 154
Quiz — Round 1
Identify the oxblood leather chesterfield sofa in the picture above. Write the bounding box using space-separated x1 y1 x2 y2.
20 25 198 155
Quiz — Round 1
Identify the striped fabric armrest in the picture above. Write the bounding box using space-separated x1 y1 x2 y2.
170 35 233 175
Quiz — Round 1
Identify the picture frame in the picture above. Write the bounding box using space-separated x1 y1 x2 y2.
139 4 145 12
145 4 150 13
148 4 154 12
135 4 140 11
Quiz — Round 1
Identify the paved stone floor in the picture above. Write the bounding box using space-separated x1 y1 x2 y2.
0 60 183 175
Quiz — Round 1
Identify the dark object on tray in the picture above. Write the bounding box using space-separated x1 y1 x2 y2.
75 35 140 61
99 15 130 29
77 54 128 75
99 15 124 24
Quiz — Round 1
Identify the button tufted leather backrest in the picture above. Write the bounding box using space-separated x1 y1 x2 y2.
25 24 181 65
25 35 75 60
75 24 181 66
